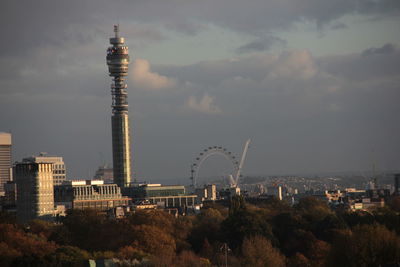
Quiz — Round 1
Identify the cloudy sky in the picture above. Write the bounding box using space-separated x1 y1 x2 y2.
1 0 399 183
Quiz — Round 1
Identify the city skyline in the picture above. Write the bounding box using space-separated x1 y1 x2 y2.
0 1 399 181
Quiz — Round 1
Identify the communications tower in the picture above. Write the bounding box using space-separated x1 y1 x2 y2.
106 25 132 188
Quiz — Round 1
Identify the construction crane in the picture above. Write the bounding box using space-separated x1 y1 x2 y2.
229 139 251 187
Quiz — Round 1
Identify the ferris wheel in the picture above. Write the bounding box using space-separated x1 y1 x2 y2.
190 139 251 188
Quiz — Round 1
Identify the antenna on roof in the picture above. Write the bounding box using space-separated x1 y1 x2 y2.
114 24 119 38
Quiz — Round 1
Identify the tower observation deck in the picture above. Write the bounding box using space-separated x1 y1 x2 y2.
106 25 132 188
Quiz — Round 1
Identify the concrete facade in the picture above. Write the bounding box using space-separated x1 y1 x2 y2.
54 179 130 211
16 162 54 223
23 154 66 186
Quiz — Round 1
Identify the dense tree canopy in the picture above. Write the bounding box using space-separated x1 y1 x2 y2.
1 196 400 266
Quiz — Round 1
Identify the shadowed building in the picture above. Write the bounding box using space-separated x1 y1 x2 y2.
394 174 400 195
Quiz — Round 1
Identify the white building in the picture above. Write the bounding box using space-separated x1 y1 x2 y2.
206 184 217 200
23 153 66 186
0 132 12 196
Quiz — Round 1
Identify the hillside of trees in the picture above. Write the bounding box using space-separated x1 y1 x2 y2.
1 196 400 266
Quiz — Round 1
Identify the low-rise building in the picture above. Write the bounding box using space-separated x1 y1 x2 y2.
124 184 198 208
54 180 131 211
195 184 217 201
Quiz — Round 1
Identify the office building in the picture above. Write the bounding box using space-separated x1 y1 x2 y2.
106 25 132 188
0 132 12 196
54 180 130 211
93 165 114 183
125 184 198 208
15 161 54 223
23 154 66 185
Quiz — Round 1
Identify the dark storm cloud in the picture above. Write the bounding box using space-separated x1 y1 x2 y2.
236 36 287 54
1 0 399 84
362 43 396 56
319 43 400 80
2 43 400 179
330 22 348 30
1 0 400 179
148 45 400 174
2 0 399 55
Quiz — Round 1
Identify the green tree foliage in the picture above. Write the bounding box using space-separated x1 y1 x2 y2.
288 252 311 267
295 197 333 229
373 207 400 234
51 245 91 265
117 245 148 261
174 215 194 252
0 211 16 224
174 250 212 267
314 213 347 242
127 209 175 235
389 196 400 212
189 208 225 252
222 197 274 250
2 195 400 266
329 224 400 267
241 235 286 267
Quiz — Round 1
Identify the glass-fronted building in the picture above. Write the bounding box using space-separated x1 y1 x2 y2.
124 184 197 208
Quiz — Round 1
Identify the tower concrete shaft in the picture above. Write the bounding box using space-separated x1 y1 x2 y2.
106 25 132 187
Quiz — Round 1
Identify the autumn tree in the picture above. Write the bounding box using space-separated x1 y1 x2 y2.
0 223 58 265
222 197 274 249
241 235 286 267
328 224 400 267
189 208 225 252
131 224 176 262
174 250 212 267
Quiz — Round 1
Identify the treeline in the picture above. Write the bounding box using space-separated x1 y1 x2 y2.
1 196 400 266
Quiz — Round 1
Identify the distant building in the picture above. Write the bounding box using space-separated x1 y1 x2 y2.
54 180 130 211
395 174 400 195
23 154 66 185
125 184 198 208
195 184 217 201
0 132 12 196
349 198 385 211
311 190 343 203
3 181 17 207
266 186 282 200
15 161 54 223
93 165 114 183
206 184 217 200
